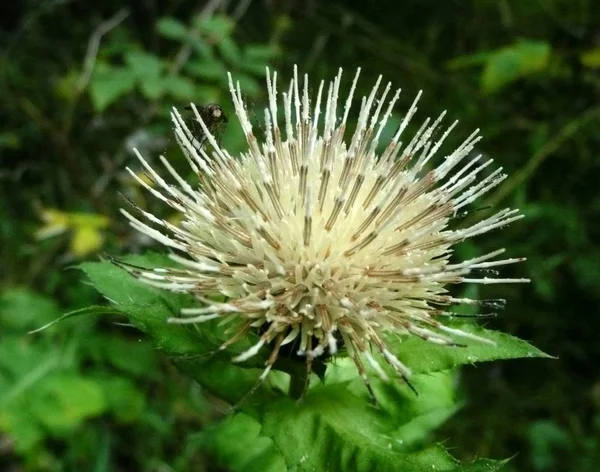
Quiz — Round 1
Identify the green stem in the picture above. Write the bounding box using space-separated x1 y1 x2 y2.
288 370 308 400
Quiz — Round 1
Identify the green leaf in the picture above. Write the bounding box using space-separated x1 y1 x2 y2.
455 459 509 471
244 43 280 62
381 371 459 450
231 72 261 98
0 404 45 453
0 335 60 388
0 288 61 332
124 50 163 78
123 50 166 99
0 131 20 149
96 376 146 423
481 39 551 93
580 48 600 69
80 255 272 401
80 254 515 470
139 75 165 100
99 337 158 377
388 323 551 375
194 15 234 38
80 255 205 354
204 413 286 472
156 17 189 40
527 420 571 470
89 64 137 111
163 75 197 101
185 58 228 81
217 36 242 66
250 379 508 471
323 360 459 448
29 373 106 433
257 384 459 472
446 51 493 70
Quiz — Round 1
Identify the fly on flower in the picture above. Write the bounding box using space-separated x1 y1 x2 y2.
184 103 229 151
119 67 528 404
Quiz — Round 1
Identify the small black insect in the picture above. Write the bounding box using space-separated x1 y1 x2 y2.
184 103 229 151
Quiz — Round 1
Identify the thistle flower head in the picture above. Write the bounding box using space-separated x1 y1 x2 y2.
122 67 527 391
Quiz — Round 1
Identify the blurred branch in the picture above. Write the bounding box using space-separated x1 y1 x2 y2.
168 0 225 76
485 105 600 208
232 0 253 21
76 9 130 95
64 8 130 134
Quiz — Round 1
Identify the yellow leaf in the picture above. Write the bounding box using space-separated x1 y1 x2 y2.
69 212 110 229
581 49 600 69
35 209 69 239
70 227 104 257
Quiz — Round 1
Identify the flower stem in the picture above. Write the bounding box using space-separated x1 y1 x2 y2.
288 370 308 400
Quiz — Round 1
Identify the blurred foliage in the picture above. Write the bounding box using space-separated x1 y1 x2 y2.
1 0 599 470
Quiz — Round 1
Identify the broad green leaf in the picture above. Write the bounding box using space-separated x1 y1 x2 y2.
387 323 550 375
103 337 158 376
257 385 460 472
185 58 228 80
188 36 214 58
71 226 105 256
124 50 164 78
244 43 280 62
123 50 166 99
156 17 189 40
204 413 286 472
481 39 550 93
90 64 136 111
0 403 45 453
0 336 60 389
240 52 273 76
250 380 509 471
322 360 459 449
80 255 273 400
446 51 493 70
173 356 280 406
580 48 600 69
139 75 165 100
455 459 509 471
232 72 261 98
0 288 61 331
377 370 459 450
163 75 197 101
29 373 106 433
0 131 21 149
80 256 205 354
217 36 242 66
96 376 146 423
80 334 158 377
194 14 234 38
527 420 571 470
81 254 176 305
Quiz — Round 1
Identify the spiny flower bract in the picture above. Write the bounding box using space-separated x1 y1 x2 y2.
121 67 527 394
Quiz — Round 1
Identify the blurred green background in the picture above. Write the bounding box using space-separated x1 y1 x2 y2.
1 1 599 470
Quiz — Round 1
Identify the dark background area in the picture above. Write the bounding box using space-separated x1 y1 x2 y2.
1 0 599 470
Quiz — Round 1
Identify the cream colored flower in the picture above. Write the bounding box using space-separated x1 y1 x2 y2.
121 67 527 394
